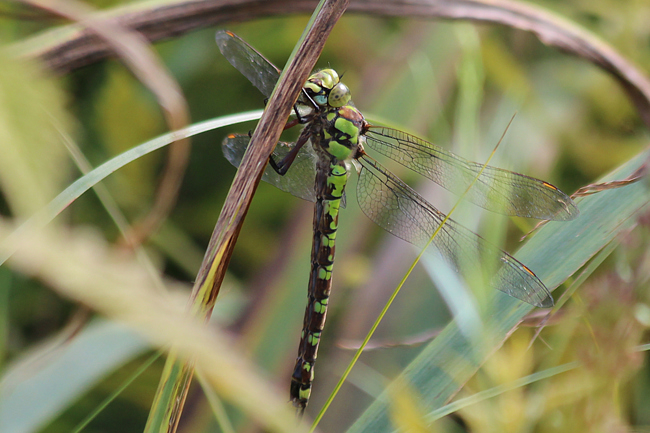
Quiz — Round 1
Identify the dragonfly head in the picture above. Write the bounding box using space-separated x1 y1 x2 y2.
304 69 350 108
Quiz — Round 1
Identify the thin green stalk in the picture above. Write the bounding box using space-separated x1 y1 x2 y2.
311 117 517 431
196 368 236 433
0 111 262 267
71 351 161 433
422 361 578 423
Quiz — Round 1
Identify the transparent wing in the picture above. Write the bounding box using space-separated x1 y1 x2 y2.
357 155 553 308
223 134 332 204
215 30 281 99
216 30 314 120
365 127 579 221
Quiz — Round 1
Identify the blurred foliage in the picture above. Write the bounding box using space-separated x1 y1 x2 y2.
0 0 650 432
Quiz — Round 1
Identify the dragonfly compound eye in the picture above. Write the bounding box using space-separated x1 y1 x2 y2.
313 69 339 89
328 83 351 108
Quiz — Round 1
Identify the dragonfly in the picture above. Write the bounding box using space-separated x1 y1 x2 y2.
215 30 579 412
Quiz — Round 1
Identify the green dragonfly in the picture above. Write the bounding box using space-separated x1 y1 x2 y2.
215 30 579 412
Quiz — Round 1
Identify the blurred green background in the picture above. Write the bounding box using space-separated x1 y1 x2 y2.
1 1 650 432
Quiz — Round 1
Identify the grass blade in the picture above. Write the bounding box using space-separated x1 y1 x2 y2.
348 149 650 432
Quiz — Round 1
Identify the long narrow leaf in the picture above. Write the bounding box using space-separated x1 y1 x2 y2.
348 149 650 432
0 111 262 266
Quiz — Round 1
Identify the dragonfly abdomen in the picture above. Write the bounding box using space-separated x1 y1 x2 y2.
291 158 348 411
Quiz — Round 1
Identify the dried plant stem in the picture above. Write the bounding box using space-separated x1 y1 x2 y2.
144 1 349 431
18 0 650 128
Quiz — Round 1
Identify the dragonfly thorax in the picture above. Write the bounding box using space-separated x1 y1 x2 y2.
319 104 365 162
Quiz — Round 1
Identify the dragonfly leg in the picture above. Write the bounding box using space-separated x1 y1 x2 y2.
263 96 305 123
269 128 309 175
248 114 301 139
266 91 311 128
284 99 310 129
288 91 317 126
284 117 301 130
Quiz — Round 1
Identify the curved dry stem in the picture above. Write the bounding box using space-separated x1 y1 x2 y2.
18 0 191 249
16 0 650 128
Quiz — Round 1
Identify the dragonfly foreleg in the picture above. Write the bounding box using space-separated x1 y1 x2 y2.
269 128 310 175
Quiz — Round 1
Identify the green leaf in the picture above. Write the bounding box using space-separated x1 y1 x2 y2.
348 150 650 432
0 111 262 266
0 320 149 433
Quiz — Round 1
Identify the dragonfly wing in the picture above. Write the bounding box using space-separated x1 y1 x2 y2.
216 31 315 123
216 30 280 99
223 134 318 203
365 127 578 221
357 156 553 308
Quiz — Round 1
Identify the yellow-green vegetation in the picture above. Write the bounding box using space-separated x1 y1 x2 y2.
0 1 649 432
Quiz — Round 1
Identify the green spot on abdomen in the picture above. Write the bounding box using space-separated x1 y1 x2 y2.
299 386 311 400
318 268 332 280
322 233 336 247
308 332 321 346
331 165 346 176
327 140 352 160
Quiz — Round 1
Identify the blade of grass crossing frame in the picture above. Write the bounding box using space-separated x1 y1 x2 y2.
71 352 162 433
347 151 650 432
0 111 263 267
423 362 579 423
196 368 236 433
311 116 516 431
